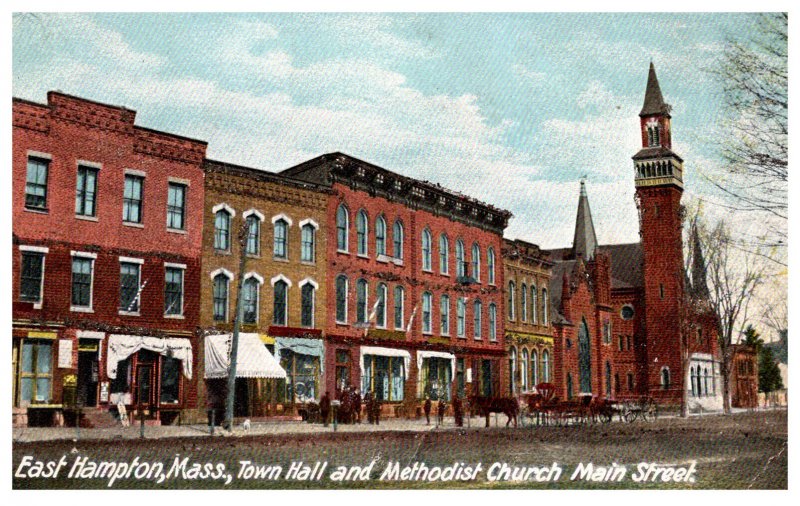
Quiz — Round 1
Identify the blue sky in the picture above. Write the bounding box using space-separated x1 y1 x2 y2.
12 12 765 248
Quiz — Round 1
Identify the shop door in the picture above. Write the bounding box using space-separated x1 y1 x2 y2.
135 364 156 415
77 344 99 407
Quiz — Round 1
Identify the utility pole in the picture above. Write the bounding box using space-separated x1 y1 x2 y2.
225 222 251 430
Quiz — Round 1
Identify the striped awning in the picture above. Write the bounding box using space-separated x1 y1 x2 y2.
205 333 286 379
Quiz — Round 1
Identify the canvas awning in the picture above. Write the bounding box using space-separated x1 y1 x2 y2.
416 350 456 375
204 333 286 379
359 346 411 379
107 335 192 380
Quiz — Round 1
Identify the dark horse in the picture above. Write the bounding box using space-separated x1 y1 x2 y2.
469 396 519 427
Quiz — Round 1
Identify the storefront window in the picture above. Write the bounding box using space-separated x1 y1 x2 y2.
361 355 404 402
281 350 319 403
160 356 181 404
421 357 452 401
19 340 52 406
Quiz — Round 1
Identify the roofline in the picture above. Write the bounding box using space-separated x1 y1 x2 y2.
204 158 332 193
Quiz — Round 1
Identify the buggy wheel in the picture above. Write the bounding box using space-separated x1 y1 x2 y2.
600 410 612 424
623 403 637 423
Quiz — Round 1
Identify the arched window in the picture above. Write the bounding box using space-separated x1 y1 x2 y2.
457 297 466 337
521 348 529 391
214 210 231 251
690 366 697 397
375 215 386 256
487 247 496 285
439 234 449 274
300 223 315 263
440 294 450 335
508 281 516 320
456 240 465 277
661 367 671 390
606 361 612 397
393 285 405 330
301 282 315 328
541 288 548 326
245 214 261 255
376 283 387 328
422 291 432 334
273 219 288 259
542 350 550 382
531 285 538 324
422 229 432 271
531 350 539 386
471 243 481 281
356 210 369 256
335 275 348 323
393 220 404 260
473 299 482 339
212 273 229 322
489 303 497 341
521 283 528 322
704 367 710 396
242 276 262 324
271 279 286 326
509 347 517 395
356 279 368 324
336 204 349 252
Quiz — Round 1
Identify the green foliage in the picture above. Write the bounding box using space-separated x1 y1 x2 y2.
742 324 763 350
758 346 783 393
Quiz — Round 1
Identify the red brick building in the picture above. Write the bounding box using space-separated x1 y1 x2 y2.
281 153 511 416
12 92 207 427
544 64 721 408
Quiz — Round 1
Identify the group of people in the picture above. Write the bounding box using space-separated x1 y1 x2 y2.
318 386 382 427
424 396 465 427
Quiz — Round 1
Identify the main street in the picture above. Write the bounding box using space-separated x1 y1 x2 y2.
12 409 787 489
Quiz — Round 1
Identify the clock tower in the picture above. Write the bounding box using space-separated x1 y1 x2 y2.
633 63 686 403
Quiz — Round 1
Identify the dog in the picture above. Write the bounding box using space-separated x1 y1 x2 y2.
242 419 251 432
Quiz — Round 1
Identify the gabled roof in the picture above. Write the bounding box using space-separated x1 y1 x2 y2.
545 242 643 291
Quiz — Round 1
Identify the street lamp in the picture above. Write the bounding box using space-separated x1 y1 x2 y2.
224 221 252 430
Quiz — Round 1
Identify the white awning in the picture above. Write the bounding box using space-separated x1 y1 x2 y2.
359 346 411 379
417 350 456 375
107 335 192 380
205 333 286 379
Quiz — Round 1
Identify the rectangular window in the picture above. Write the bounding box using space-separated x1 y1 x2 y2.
336 350 350 391
119 262 141 312
20 251 44 303
75 165 98 217
213 275 228 322
166 183 186 230
160 356 181 404
71 257 94 308
440 296 450 335
123 174 144 223
164 266 184 316
394 286 404 330
301 225 315 262
361 355 405 402
457 298 466 337
246 217 261 256
19 340 53 406
25 157 49 210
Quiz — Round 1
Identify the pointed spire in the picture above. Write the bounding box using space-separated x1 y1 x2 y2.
690 221 710 300
640 62 671 117
572 180 598 261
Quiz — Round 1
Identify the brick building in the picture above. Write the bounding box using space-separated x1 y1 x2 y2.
544 64 721 408
200 160 330 419
281 153 511 417
12 92 207 427
502 239 554 396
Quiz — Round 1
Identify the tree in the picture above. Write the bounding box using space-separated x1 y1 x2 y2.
694 216 767 414
709 13 788 248
741 324 764 349
758 347 783 394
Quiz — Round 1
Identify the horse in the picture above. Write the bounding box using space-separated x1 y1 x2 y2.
469 396 519 427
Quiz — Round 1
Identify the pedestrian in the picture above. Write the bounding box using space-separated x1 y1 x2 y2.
453 396 463 427
320 391 331 427
373 396 381 425
438 399 447 425
424 397 432 425
353 388 362 423
364 390 374 424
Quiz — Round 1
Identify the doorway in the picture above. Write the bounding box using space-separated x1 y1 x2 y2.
77 341 99 407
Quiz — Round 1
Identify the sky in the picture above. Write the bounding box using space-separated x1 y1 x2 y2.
10 12 769 251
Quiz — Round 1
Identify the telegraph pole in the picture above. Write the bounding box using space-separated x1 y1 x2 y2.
225 222 251 430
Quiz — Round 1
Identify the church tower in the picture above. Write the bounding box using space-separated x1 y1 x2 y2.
633 63 686 403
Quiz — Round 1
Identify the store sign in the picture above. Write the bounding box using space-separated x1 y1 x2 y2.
99 382 109 403
58 339 73 368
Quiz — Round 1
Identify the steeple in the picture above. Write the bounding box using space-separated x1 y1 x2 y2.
690 221 710 300
640 62 671 117
572 180 598 261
